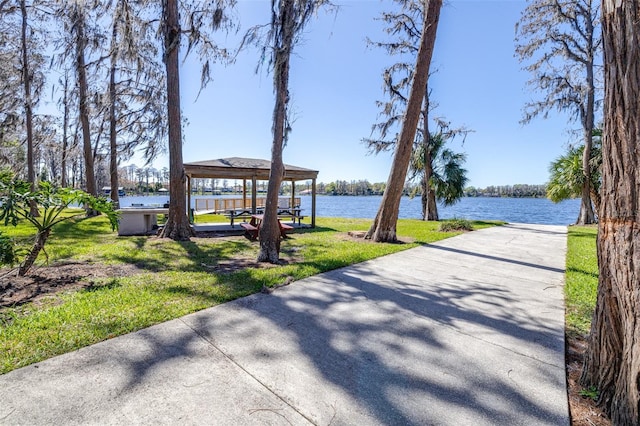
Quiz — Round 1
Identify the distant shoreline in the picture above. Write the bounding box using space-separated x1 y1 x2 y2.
125 192 554 199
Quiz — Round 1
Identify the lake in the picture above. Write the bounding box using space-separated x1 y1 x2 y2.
121 194 581 226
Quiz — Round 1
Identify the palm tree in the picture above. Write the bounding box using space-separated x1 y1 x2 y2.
408 131 467 221
546 131 601 220
0 179 117 276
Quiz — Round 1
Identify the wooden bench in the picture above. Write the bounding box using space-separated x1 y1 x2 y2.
241 215 295 241
240 222 259 240
279 222 294 237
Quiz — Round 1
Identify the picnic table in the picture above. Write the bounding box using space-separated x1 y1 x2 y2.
226 207 304 227
226 209 261 227
240 214 293 241
275 207 305 224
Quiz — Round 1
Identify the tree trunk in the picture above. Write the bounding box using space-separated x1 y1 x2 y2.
421 91 439 221
367 0 442 241
576 147 596 224
18 228 50 276
420 176 428 220
581 2 640 424
61 73 69 188
158 0 193 241
590 185 601 214
20 0 39 218
257 0 294 263
75 5 97 200
576 24 597 225
425 176 438 220
422 146 439 221
424 119 438 220
109 5 121 209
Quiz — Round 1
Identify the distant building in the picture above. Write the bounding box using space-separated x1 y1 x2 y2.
102 187 126 197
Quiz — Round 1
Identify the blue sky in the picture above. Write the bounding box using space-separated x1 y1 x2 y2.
141 0 578 188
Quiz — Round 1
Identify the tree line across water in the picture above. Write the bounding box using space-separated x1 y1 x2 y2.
186 178 548 199
299 180 548 198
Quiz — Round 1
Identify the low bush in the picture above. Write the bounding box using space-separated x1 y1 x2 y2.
438 218 473 232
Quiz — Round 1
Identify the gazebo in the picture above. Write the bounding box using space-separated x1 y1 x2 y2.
183 157 319 227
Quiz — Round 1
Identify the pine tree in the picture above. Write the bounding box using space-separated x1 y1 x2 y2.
580 2 640 423
367 0 442 242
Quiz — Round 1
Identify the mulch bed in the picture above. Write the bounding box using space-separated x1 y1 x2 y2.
0 261 141 308
566 335 611 425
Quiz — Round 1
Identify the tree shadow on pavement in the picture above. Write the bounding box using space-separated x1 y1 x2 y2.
175 260 568 425
110 227 568 425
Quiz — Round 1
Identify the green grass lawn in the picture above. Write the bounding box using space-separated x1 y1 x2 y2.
565 225 599 337
0 214 498 374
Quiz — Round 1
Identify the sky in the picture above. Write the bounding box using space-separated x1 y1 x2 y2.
134 0 579 189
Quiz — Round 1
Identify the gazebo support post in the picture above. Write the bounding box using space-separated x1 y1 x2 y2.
187 175 192 223
311 177 316 228
242 179 247 209
251 175 257 214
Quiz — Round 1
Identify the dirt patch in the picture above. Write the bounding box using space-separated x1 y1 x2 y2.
202 256 295 274
343 230 415 244
0 261 141 309
566 335 611 426
201 245 304 274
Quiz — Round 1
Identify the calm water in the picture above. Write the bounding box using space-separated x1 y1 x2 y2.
121 194 581 226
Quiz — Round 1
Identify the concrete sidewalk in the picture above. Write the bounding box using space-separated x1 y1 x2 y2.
0 223 569 425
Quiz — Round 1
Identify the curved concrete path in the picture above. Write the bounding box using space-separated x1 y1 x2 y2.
0 223 568 425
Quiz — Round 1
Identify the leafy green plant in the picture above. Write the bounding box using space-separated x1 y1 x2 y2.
0 230 18 265
0 179 118 276
438 218 473 232
579 386 599 401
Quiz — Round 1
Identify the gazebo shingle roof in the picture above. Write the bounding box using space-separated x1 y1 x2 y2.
184 157 318 180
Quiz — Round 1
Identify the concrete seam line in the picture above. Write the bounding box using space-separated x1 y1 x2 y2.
178 317 316 425
439 321 566 370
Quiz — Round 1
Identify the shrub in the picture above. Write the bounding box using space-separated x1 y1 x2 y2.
438 218 473 232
